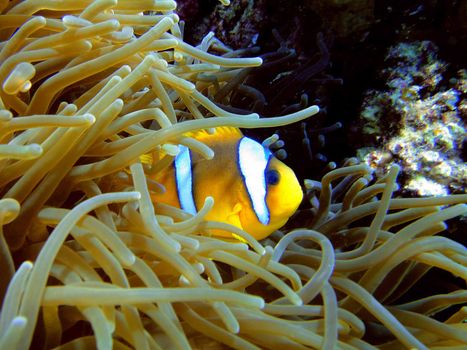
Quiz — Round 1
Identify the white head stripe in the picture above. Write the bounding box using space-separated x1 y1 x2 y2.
174 145 197 215
238 137 271 225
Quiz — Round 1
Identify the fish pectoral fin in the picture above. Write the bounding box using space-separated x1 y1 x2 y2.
226 203 243 229
226 203 249 243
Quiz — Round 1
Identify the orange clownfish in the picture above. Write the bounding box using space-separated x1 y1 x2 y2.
152 127 303 240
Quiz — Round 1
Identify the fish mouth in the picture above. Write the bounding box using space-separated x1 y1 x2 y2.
279 185 303 215
291 186 304 209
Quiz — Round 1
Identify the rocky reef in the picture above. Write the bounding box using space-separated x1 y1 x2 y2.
356 41 466 196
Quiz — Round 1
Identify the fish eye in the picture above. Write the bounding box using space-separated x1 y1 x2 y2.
266 169 280 185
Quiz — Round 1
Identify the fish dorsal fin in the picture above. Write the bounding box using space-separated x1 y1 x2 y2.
186 126 243 143
139 127 243 165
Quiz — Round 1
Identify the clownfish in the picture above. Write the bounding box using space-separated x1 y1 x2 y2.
152 127 303 240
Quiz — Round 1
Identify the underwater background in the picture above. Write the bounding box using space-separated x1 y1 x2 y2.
176 0 466 196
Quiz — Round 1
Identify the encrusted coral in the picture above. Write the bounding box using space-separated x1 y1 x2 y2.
178 0 267 49
357 41 466 196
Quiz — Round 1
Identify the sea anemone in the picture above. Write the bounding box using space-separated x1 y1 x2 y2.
0 1 466 349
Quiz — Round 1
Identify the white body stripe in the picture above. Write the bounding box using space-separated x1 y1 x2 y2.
174 145 197 215
238 137 271 225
